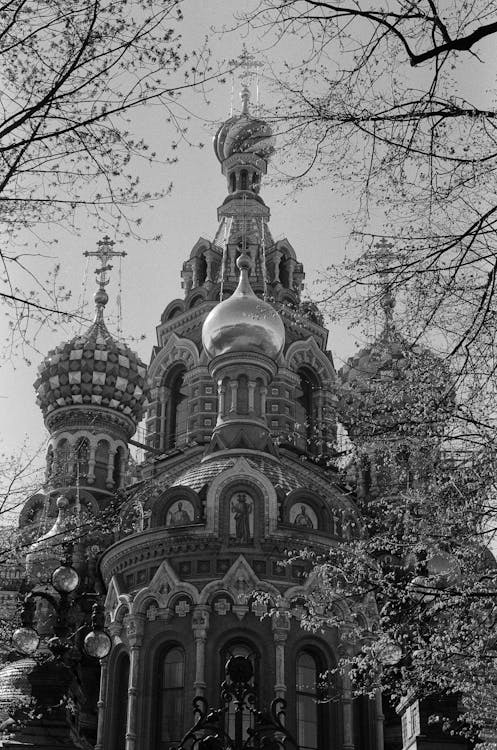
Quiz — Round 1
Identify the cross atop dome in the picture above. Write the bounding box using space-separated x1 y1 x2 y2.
83 236 127 318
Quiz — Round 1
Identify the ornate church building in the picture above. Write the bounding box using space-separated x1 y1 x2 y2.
1 87 466 750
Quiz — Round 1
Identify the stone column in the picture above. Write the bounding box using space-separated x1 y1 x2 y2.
260 386 268 421
106 446 116 488
375 690 384 750
124 614 145 750
192 605 210 696
87 442 96 484
205 249 215 283
217 381 226 422
272 610 290 700
342 671 355 750
94 658 108 750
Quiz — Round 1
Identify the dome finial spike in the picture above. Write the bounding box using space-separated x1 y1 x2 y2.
83 235 127 322
240 84 250 115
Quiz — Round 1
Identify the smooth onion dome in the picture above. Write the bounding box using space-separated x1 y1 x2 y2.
34 297 148 424
202 253 285 361
213 85 275 163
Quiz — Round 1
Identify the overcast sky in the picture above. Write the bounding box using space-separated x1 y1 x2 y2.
1 0 495 474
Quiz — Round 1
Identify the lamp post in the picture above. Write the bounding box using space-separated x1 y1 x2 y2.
12 548 111 661
173 655 298 750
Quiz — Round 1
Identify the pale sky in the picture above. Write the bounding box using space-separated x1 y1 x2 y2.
1 1 495 477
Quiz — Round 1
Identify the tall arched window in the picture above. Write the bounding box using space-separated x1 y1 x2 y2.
55 438 71 482
230 172 236 192
296 367 320 450
75 437 89 480
164 365 188 449
113 445 125 488
296 650 325 750
112 651 129 750
220 641 258 742
157 646 185 749
94 439 110 487
240 170 248 190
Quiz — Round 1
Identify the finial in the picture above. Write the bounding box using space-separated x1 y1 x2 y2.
374 238 396 337
240 84 250 115
236 251 251 272
83 236 127 322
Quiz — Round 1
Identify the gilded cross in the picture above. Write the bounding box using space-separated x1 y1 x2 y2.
83 236 127 291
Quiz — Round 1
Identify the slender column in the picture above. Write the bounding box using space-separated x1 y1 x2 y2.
192 605 210 696
260 386 268 420
342 672 355 750
159 386 168 451
87 442 96 484
228 246 237 278
272 611 290 701
375 689 384 750
94 658 108 750
106 446 116 488
217 382 226 422
124 614 145 750
272 250 282 282
205 249 215 282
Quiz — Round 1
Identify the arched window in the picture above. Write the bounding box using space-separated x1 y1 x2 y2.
113 445 125 488
54 438 71 482
295 367 320 450
75 437 89 480
220 641 258 741
230 172 236 192
297 651 323 750
157 646 185 749
94 439 110 487
112 651 129 750
240 170 248 190
164 365 188 449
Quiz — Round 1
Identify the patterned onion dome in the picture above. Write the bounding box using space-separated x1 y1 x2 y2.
202 253 285 360
213 85 275 163
34 290 148 423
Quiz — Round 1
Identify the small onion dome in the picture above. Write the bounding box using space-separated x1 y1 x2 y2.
202 253 285 360
34 292 148 424
339 332 408 389
213 85 275 163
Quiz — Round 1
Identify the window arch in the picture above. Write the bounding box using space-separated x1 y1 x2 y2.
54 438 71 482
230 172 236 192
157 646 185 749
240 170 248 190
164 364 188 449
296 650 329 750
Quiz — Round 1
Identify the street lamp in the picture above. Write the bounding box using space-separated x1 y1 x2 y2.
173 655 298 750
12 552 111 661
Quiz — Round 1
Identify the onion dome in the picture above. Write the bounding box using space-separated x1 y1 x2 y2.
34 286 148 425
213 85 275 163
202 253 285 360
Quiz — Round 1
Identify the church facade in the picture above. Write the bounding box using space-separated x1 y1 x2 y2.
3 87 463 750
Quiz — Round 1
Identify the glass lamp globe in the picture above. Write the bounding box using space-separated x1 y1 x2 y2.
12 626 40 655
51 564 79 593
375 639 403 666
83 629 112 659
